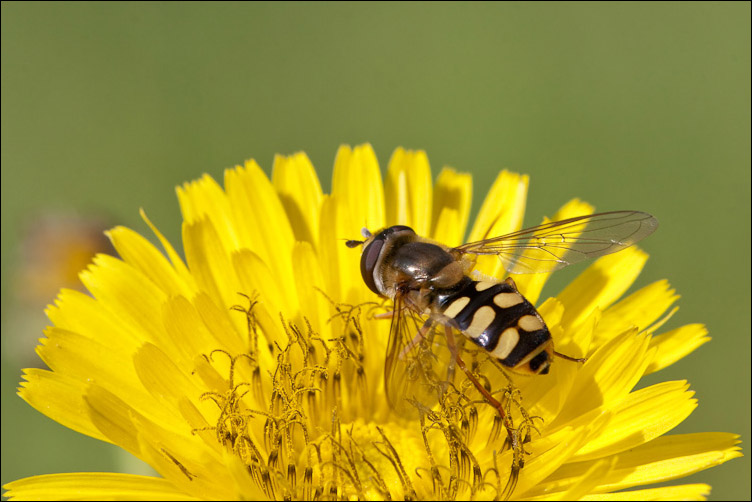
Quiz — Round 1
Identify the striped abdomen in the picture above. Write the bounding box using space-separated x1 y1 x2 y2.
436 276 553 374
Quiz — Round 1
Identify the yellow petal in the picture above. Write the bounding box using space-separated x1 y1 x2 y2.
319 194 363 303
85 383 208 474
272 151 324 247
431 207 461 248
558 246 648 331
552 329 653 426
332 144 385 233
292 241 333 338
431 166 472 245
517 411 611 496
140 208 192 282
572 380 697 461
467 170 528 278
579 483 711 501
232 248 290 317
191 292 248 355
161 295 228 365
136 433 240 500
468 170 528 242
594 432 742 491
177 174 239 252
132 343 202 411
645 324 711 375
2 472 199 501
224 159 296 290
36 328 145 411
18 369 107 442
46 288 141 350
523 308 598 421
182 218 242 316
107 225 193 298
79 254 166 344
552 458 616 501
85 384 143 456
385 147 432 234
597 280 679 345
545 432 740 494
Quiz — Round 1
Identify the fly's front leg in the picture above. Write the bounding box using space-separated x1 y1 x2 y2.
399 318 434 359
372 310 397 320
375 308 435 360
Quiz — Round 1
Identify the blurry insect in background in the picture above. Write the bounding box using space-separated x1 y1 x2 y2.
346 210 658 497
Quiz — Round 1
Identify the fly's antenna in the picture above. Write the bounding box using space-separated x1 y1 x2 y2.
344 227 372 248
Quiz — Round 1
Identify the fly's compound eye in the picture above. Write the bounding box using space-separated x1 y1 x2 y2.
361 237 384 294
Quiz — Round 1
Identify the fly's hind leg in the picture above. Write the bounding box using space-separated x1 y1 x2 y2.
554 350 587 364
443 326 522 500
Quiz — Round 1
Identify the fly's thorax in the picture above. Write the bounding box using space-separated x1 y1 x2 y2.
436 276 554 375
387 241 455 283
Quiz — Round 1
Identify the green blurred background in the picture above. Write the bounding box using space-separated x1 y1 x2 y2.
2 2 749 500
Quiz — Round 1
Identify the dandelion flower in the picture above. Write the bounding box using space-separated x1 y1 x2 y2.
4 145 741 500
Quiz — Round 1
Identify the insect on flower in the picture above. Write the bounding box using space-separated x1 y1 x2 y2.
346 210 658 494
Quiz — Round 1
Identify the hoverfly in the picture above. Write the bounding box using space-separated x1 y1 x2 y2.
345 210 658 490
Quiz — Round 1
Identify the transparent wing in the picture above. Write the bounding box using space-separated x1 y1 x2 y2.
383 293 452 414
454 210 658 274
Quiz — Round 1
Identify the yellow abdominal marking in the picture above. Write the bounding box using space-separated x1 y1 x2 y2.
518 314 544 332
491 327 519 359
494 292 524 309
443 296 470 318
466 306 495 338
475 281 495 291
